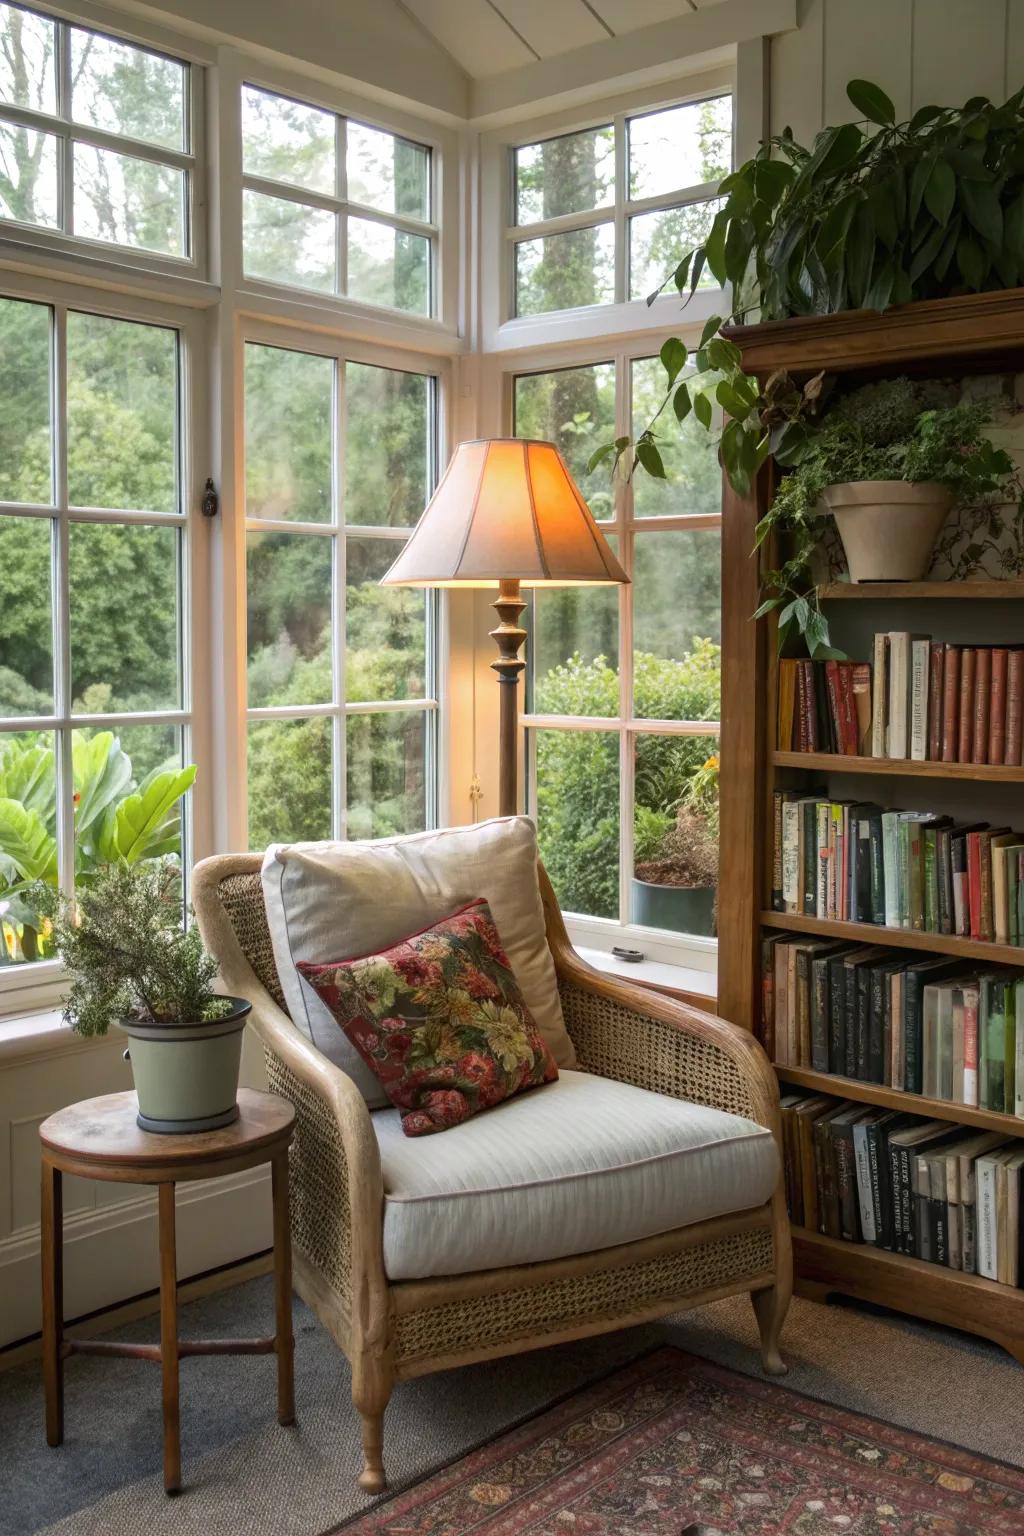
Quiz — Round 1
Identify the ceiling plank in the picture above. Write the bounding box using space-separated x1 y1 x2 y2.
402 0 537 76
494 0 609 56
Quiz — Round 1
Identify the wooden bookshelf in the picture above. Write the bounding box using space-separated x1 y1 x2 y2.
773 750 1024 782
716 289 1024 1366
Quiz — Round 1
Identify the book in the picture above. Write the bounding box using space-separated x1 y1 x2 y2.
851 662 872 756
976 1146 1010 1279
887 633 915 758
972 646 992 765
777 659 798 751
910 637 930 761
927 642 945 761
990 647 1008 764
946 1132 1010 1272
871 633 889 757
957 647 976 762
1006 648 1024 766
941 645 961 762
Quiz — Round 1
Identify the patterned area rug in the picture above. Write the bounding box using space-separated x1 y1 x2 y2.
332 1346 1024 1535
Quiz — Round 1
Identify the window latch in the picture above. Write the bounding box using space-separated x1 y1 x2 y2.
201 478 219 518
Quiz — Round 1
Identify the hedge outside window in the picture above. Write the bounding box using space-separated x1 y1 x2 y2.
0 3 194 260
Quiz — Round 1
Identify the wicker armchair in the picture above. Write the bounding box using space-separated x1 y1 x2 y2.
192 852 791 1494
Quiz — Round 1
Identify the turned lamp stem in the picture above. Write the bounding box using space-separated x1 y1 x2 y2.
489 578 527 817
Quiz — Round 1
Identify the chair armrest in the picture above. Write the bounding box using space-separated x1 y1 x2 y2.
554 949 779 1134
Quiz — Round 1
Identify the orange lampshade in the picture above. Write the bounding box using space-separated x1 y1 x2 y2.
380 438 629 588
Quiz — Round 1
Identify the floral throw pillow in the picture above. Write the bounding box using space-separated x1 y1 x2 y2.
296 898 558 1136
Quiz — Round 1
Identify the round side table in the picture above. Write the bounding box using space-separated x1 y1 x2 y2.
39 1087 296 1495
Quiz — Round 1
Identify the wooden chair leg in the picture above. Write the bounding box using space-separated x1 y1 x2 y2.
41 1161 64 1447
159 1183 181 1495
352 1355 393 1494
752 1190 793 1377
271 1151 295 1426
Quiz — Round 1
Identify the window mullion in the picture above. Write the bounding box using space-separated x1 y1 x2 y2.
613 114 627 307
51 301 75 899
57 24 73 238
334 355 347 839
337 116 348 300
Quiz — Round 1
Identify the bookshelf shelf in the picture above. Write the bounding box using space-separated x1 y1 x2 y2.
776 1065 1023 1137
819 580 1024 600
792 1228 1024 1364
760 910 1024 964
772 751 1024 782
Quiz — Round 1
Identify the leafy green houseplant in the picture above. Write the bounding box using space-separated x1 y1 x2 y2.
633 753 719 937
0 730 193 963
597 79 1024 648
33 860 249 1134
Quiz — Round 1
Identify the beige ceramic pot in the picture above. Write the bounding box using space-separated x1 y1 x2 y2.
819 480 952 582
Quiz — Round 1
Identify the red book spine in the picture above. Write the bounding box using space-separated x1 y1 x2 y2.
824 660 841 754
795 662 807 751
972 648 991 765
802 660 818 752
989 647 1008 765
957 648 976 763
941 646 961 763
967 832 983 940
1006 650 1024 766
927 642 944 760
838 664 858 755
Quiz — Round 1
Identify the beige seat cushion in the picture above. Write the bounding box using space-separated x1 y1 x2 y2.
373 1069 778 1280
261 817 574 1107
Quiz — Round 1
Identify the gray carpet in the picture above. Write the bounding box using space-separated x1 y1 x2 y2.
1 1275 1021 1535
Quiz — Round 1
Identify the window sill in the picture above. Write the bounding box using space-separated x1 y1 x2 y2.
573 945 716 1008
0 1010 119 1066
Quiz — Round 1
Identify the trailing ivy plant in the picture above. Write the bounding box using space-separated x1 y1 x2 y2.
592 78 1024 646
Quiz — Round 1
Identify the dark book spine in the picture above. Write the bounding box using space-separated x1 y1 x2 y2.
869 1123 894 1250
802 799 818 916
931 1197 948 1266
833 1123 862 1242
937 828 954 937
810 954 831 1073
915 1185 932 1263
888 1142 907 1252
812 660 830 753
868 966 887 1085
897 1145 917 1257
814 1118 835 1236
869 814 885 925
855 966 872 1081
904 973 925 1095
772 791 784 911
927 642 944 760
845 966 859 1078
828 956 847 1076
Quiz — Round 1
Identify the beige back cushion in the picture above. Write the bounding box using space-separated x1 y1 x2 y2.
260 816 575 1107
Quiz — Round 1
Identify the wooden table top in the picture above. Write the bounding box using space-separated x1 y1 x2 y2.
40 1089 294 1172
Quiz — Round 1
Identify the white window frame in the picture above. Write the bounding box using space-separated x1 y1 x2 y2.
0 263 213 1014
0 0 209 281
237 314 448 845
478 63 734 354
497 324 722 977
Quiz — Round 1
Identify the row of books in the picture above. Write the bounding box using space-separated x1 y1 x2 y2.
763 932 1024 1113
781 1089 1024 1286
777 637 1024 765
772 790 1024 945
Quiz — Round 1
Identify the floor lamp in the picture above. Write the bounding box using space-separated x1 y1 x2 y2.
381 438 628 817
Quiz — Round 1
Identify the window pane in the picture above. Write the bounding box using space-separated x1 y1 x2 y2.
347 710 426 839
70 29 186 152
0 514 52 714
245 343 333 524
0 3 56 112
629 197 722 301
0 296 52 505
241 85 335 194
628 96 732 200
633 529 721 722
528 537 619 718
246 530 333 708
73 144 185 257
345 362 429 527
633 732 719 936
0 729 57 963
0 123 59 228
346 537 425 703
67 313 178 514
73 722 185 871
515 224 614 316
348 123 429 221
348 218 429 314
69 523 180 712
535 728 618 919
243 189 336 292
631 357 722 519
515 126 614 224
513 363 615 520
248 715 332 847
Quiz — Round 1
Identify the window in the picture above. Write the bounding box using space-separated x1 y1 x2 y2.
0 293 193 969
244 337 439 846
241 84 434 314
0 3 196 261
509 93 732 318
514 353 721 948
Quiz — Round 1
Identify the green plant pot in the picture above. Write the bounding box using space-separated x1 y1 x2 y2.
631 879 716 937
117 998 251 1134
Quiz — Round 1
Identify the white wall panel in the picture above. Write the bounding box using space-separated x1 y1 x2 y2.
824 0 912 123
769 0 823 141
911 0 1007 108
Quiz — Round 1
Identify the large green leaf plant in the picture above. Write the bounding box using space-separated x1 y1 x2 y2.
601 79 1024 647
0 731 195 962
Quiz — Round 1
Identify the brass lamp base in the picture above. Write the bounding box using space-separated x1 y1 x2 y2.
489 578 527 817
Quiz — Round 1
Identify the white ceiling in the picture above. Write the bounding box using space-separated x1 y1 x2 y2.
399 0 730 80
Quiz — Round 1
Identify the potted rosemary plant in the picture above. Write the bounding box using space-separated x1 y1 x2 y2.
34 860 249 1134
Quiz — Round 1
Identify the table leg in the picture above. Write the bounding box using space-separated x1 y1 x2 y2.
272 1151 295 1426
159 1182 181 1495
41 1161 63 1447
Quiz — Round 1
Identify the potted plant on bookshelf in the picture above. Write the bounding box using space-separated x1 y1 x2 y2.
33 859 250 1134
633 755 719 936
